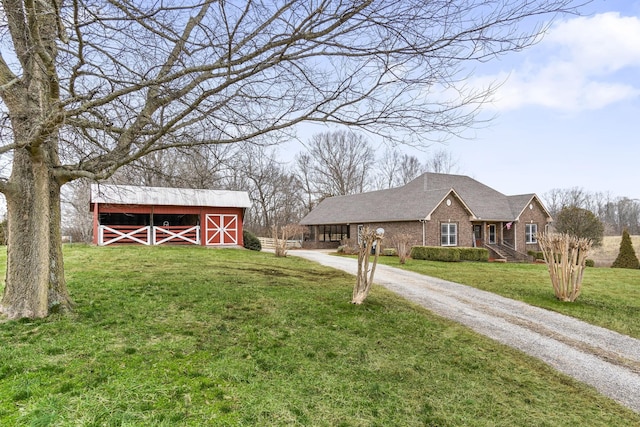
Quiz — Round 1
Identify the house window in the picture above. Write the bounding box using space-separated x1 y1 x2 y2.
441 223 457 246
318 224 350 242
526 224 538 244
357 224 364 244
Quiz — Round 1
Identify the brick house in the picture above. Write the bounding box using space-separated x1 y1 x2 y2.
299 173 552 260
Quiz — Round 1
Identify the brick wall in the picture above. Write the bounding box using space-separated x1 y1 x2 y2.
425 194 473 247
517 198 551 252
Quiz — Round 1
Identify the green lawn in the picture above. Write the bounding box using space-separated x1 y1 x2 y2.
374 256 640 339
0 245 638 426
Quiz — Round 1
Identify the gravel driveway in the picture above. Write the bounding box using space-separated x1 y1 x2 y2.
289 250 640 414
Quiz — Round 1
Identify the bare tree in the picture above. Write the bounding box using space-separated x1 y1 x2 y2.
543 187 592 218
61 180 93 243
296 130 375 199
542 188 640 235
375 149 426 189
375 148 403 189
0 0 583 318
114 145 235 189
229 145 302 235
295 152 317 215
424 149 459 174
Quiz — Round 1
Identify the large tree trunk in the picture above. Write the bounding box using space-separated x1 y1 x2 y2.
48 174 73 312
0 147 72 319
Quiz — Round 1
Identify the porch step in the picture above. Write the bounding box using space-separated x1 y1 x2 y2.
484 243 532 263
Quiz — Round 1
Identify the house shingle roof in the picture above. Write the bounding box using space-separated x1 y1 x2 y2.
300 172 544 225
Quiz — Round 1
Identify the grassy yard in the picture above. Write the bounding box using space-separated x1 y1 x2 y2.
374 255 640 339
0 245 638 426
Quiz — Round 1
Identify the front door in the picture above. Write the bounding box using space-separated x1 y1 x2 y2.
205 214 239 245
488 224 496 244
473 225 482 247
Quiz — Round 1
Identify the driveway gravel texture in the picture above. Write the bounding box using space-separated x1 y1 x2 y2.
289 250 640 414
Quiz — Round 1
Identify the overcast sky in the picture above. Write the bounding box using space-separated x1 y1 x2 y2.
288 0 640 201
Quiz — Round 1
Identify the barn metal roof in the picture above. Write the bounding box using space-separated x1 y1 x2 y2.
90 184 251 208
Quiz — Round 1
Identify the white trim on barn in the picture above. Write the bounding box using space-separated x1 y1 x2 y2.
90 184 251 247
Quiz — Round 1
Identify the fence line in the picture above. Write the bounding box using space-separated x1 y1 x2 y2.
258 237 302 249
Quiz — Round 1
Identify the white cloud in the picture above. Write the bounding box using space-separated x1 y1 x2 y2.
476 12 640 112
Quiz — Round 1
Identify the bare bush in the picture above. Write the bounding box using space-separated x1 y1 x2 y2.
338 238 360 255
537 233 592 302
389 233 417 264
273 224 306 257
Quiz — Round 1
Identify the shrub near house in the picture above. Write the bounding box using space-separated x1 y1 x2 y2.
410 246 489 262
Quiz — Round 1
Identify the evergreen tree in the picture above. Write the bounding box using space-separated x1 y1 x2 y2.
612 229 639 269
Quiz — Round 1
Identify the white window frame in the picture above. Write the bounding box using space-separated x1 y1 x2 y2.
526 223 538 244
441 223 457 246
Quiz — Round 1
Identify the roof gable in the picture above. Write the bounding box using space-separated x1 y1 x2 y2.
424 188 475 221
510 194 553 221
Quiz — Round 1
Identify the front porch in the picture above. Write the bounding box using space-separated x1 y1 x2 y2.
472 221 532 262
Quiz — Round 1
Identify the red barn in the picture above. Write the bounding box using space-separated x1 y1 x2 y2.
90 184 251 247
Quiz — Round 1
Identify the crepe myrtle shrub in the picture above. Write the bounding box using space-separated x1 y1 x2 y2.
243 230 262 252
388 232 415 264
352 227 385 304
537 233 592 302
611 229 640 269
